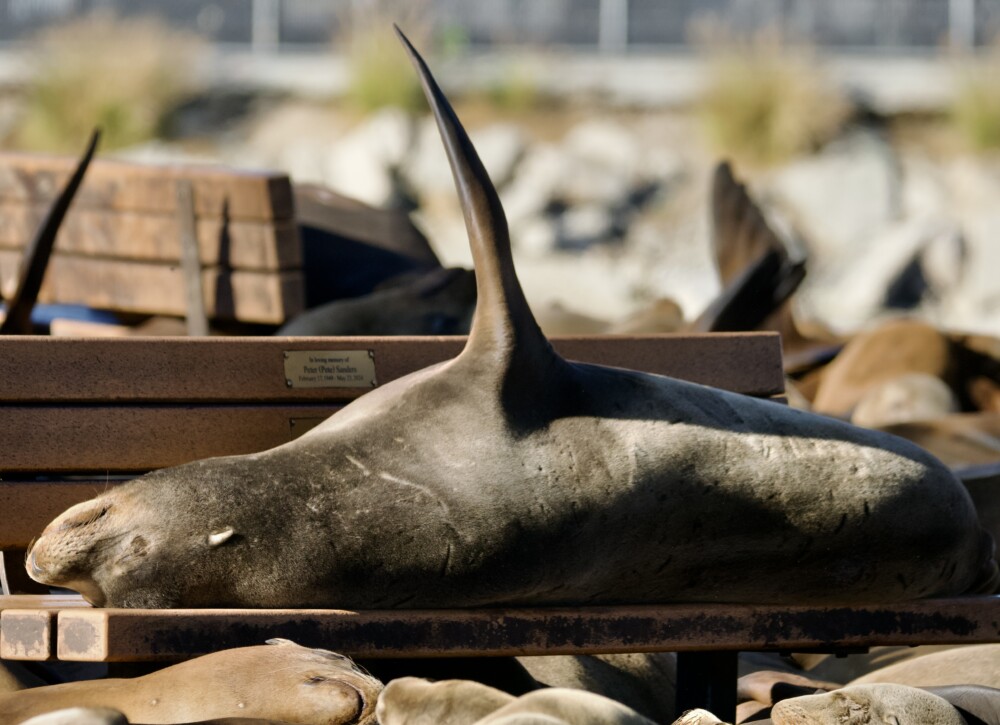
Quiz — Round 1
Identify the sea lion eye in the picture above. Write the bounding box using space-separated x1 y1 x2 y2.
207 528 235 547
307 675 328 684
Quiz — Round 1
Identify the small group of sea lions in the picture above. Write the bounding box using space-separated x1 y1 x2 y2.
11 25 1000 725
26 27 997 611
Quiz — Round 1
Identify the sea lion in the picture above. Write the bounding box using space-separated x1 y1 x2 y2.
810 318 958 418
769 684 966 724
376 677 517 725
690 162 805 336
377 682 658 725
0 130 99 334
877 413 1000 467
671 710 726 725
277 266 476 336
851 643 1000 688
473 689 657 725
925 686 1000 725
850 372 959 428
0 639 381 724
26 29 996 609
19 708 127 725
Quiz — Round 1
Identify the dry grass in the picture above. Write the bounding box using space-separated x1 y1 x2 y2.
341 2 431 113
13 13 205 152
951 47 1000 151
696 30 851 166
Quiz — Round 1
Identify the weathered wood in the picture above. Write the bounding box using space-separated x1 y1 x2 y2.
177 181 209 337
51 598 1000 662
0 405 344 474
0 597 88 661
0 203 301 270
0 610 58 660
0 251 305 323
0 153 294 220
0 481 133 549
0 334 785 404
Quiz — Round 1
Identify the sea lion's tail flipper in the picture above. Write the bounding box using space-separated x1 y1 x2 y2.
691 161 805 333
395 28 567 400
0 129 100 335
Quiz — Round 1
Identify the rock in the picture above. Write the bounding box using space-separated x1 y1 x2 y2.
324 108 415 207
562 119 642 180
501 143 570 228
555 204 617 250
798 217 963 333
514 216 558 257
766 128 900 269
404 120 527 200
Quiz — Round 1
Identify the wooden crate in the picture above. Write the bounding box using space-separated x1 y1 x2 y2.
0 153 303 324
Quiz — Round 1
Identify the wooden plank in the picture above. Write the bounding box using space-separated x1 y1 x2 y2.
0 252 305 324
0 334 785 404
0 481 134 548
0 202 302 270
1 597 88 661
0 154 293 220
54 597 1000 662
1 609 58 660
0 405 344 474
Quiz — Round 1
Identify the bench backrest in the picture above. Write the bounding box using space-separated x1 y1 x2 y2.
0 333 783 549
0 153 302 324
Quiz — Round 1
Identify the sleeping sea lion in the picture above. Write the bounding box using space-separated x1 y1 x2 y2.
19 708 127 725
0 639 381 724
851 643 1000 688
376 677 517 725
277 266 475 336
25 29 996 609
377 681 657 725
769 684 966 724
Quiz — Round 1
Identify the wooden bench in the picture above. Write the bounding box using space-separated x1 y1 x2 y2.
1 332 996 720
0 152 304 325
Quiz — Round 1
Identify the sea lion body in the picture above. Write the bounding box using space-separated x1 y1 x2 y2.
0 641 381 724
770 684 966 725
851 643 1000 688
25 30 996 610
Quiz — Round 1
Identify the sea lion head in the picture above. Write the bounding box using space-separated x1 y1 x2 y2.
770 684 966 725
26 456 298 608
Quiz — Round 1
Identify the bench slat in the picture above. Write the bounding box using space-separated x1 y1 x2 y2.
0 405 343 474
44 598 1000 662
0 252 305 324
0 334 785 403
0 154 293 220
0 203 302 270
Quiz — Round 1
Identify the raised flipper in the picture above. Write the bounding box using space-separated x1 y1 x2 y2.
0 130 100 335
395 28 570 419
691 161 805 333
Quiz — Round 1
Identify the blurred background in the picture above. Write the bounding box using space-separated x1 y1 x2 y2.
2 0 1000 335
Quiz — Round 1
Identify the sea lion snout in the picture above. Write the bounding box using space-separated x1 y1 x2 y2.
27 497 121 604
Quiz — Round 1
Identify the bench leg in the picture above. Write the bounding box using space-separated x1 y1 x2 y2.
0 549 49 595
675 650 738 722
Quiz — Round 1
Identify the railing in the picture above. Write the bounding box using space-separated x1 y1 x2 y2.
1 0 998 52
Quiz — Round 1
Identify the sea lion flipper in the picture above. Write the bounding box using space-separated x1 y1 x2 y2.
693 161 805 332
395 28 562 388
0 129 100 335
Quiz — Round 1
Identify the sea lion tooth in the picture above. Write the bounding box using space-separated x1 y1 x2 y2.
208 527 236 547
1 129 99 334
